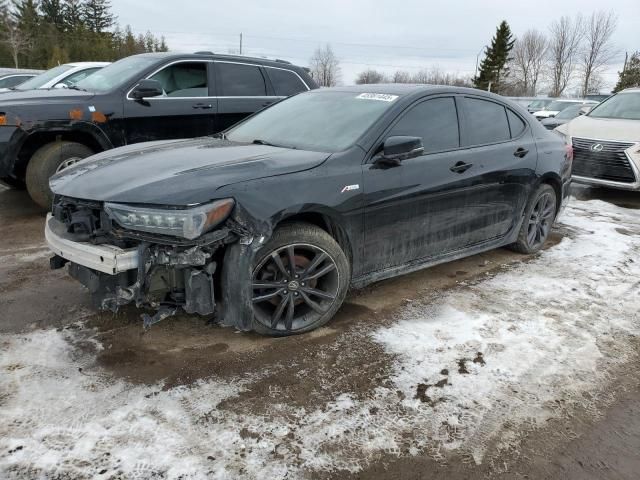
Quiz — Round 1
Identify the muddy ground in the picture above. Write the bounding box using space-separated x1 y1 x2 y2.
1 183 639 479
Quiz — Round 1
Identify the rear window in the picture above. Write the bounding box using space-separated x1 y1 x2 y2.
463 97 511 145
217 62 266 96
507 110 526 137
266 68 307 96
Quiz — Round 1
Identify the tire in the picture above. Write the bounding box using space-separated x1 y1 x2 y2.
251 223 351 336
510 183 558 254
0 176 26 189
25 141 94 209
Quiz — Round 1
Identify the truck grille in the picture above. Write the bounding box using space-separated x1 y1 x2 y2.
571 138 637 183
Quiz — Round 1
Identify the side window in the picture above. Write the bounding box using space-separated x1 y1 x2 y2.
62 68 101 86
266 68 307 96
150 62 208 97
463 98 511 145
217 63 266 96
507 109 526 138
388 97 459 153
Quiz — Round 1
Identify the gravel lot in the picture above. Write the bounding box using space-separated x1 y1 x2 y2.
1 184 639 479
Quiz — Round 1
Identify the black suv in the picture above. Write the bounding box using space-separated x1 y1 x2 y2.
0 52 317 208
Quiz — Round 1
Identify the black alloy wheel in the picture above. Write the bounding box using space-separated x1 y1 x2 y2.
251 223 350 336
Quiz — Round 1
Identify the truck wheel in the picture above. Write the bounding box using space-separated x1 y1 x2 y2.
251 223 351 336
510 184 557 254
25 141 93 209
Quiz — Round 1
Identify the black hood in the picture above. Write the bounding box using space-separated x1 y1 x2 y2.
0 88 95 106
50 137 331 205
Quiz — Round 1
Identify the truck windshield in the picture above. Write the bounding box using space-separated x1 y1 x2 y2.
588 92 640 120
74 56 159 93
16 65 73 90
226 90 398 152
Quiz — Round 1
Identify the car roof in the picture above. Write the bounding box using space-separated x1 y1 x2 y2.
620 87 640 93
66 62 111 68
311 84 516 102
133 52 307 70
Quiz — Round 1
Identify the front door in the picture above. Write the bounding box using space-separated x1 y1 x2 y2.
123 60 217 144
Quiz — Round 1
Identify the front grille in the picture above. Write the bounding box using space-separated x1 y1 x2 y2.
572 137 637 183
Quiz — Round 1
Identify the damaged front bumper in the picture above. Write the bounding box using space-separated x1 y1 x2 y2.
45 213 237 328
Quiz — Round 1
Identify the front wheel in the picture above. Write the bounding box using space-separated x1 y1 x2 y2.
510 184 557 254
26 141 94 209
251 223 351 336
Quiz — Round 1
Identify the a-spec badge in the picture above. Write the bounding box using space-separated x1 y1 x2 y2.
341 184 360 193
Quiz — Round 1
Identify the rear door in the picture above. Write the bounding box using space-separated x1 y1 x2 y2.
214 61 277 131
123 60 217 144
455 96 537 245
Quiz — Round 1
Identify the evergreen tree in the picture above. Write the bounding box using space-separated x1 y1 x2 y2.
613 52 640 92
61 0 83 31
40 0 64 31
473 20 515 94
83 0 113 33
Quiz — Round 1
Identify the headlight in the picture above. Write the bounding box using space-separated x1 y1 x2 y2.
104 198 234 239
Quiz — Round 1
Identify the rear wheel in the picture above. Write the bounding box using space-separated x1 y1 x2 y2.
510 183 557 254
251 223 350 336
25 141 93 209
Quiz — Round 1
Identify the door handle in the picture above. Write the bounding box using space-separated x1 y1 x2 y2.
450 161 473 173
514 147 529 158
192 103 213 109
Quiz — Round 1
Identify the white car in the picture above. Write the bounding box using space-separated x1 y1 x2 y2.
556 88 640 190
533 99 598 119
0 62 109 93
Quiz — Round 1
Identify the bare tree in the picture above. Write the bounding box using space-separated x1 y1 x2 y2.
580 11 618 96
510 30 548 95
309 44 340 87
1 15 30 68
411 67 472 87
355 68 387 84
548 15 584 97
392 70 411 83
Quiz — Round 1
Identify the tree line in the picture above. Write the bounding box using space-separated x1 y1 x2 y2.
308 10 637 95
475 11 621 96
0 0 169 69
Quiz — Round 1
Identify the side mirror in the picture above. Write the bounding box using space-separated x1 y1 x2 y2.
382 136 424 161
130 79 163 100
53 83 68 89
578 106 592 115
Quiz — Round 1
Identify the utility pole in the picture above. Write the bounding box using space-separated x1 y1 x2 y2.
239 33 243 55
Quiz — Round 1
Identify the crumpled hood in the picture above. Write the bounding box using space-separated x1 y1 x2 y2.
50 137 331 205
556 115 640 142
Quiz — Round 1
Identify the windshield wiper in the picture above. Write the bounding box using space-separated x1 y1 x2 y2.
67 85 87 91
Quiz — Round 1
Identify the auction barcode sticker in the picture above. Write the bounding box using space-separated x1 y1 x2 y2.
356 93 399 102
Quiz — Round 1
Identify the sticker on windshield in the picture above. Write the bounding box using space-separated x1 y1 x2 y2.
356 93 399 102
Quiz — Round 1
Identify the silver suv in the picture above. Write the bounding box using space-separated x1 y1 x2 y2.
556 88 640 190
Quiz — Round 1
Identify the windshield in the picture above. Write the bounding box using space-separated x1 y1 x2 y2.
555 104 583 120
74 56 158 92
225 90 399 152
529 99 551 109
588 92 640 120
16 65 73 90
546 100 578 111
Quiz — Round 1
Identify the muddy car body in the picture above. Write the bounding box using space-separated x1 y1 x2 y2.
0 53 316 207
46 85 571 335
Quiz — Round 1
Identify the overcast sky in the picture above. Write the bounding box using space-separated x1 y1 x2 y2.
110 0 639 92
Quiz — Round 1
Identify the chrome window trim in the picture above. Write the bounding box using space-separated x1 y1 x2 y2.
126 58 310 101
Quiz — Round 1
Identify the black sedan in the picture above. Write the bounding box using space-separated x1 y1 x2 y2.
46 85 571 336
